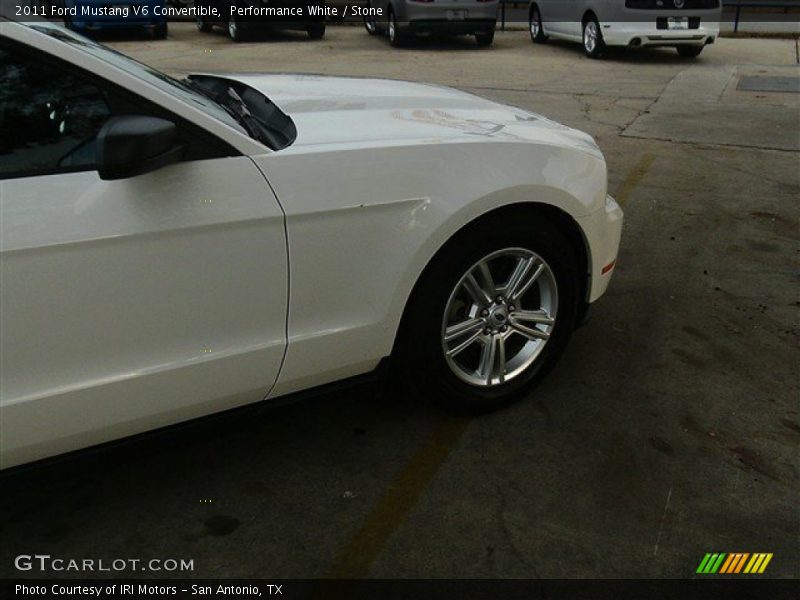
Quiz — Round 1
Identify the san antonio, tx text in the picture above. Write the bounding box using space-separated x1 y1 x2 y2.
16 583 279 596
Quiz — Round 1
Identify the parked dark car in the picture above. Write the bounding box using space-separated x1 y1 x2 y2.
363 0 498 47
195 0 326 41
63 0 168 39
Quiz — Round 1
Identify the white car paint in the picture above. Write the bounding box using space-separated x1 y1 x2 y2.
238 74 617 396
1 158 288 468
0 20 622 468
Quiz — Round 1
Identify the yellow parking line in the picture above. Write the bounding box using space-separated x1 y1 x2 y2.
615 154 655 207
324 417 471 579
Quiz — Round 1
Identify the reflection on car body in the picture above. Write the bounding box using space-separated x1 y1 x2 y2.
0 18 622 469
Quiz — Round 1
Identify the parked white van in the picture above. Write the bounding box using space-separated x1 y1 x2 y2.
528 0 722 58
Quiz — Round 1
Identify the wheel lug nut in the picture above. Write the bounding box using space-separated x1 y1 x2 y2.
500 325 508 332
483 327 491 335
508 305 515 312
481 309 489 317
496 295 504 303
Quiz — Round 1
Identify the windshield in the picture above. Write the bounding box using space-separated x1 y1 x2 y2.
30 23 249 137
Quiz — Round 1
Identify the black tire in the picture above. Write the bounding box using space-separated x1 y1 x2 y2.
307 22 326 39
529 5 547 43
153 23 168 39
196 16 212 33
228 14 246 42
475 30 494 47
388 9 406 47
677 45 703 58
364 1 378 35
582 16 605 59
396 211 580 414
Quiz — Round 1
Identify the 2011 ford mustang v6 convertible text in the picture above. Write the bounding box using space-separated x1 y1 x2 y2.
0 19 622 469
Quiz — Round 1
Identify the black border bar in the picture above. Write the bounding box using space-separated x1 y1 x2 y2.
4 579 800 600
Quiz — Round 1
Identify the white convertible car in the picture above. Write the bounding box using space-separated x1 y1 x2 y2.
0 19 622 469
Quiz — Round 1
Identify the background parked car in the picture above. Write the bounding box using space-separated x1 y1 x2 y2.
363 0 499 47
63 0 168 39
528 0 721 58
195 0 326 41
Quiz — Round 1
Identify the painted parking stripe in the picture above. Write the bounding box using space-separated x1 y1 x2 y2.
324 417 471 579
615 154 655 207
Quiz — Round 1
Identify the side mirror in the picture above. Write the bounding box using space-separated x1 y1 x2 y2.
96 116 185 181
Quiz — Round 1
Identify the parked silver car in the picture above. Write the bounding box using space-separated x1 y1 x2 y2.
528 0 721 58
364 0 499 47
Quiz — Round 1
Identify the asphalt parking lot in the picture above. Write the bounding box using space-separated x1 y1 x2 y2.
1 24 798 579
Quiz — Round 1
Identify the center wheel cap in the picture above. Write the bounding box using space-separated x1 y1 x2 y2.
489 306 509 326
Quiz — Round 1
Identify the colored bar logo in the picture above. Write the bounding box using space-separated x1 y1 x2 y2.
696 553 773 574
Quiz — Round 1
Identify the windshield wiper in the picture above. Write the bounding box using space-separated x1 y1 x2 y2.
182 77 266 143
183 76 293 149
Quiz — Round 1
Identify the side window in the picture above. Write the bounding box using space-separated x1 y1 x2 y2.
0 45 113 178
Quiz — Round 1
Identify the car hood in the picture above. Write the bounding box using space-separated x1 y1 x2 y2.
202 73 601 155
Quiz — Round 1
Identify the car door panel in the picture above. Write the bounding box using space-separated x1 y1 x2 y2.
538 0 566 35
565 0 588 39
0 157 288 468
554 0 580 40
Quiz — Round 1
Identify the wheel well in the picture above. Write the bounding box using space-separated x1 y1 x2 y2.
470 203 589 302
392 202 590 356
583 10 597 25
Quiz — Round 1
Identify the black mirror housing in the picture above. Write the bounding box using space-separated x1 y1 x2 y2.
96 116 185 181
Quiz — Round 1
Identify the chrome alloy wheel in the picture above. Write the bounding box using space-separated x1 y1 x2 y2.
530 13 540 38
388 16 396 42
228 16 238 40
441 248 558 387
584 21 598 54
365 5 377 34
